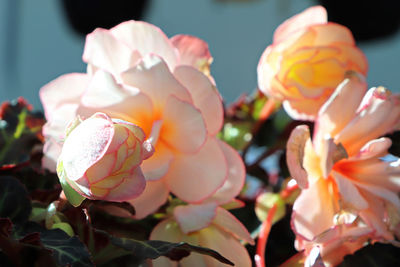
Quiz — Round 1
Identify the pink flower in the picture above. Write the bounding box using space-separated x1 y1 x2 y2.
150 203 254 267
57 113 153 202
286 72 400 264
40 21 245 218
257 6 368 120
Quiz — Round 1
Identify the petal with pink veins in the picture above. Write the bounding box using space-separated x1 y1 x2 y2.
164 138 228 203
110 21 178 70
128 179 170 219
174 66 223 135
61 113 114 181
121 55 192 114
174 203 218 234
161 96 207 153
100 168 146 202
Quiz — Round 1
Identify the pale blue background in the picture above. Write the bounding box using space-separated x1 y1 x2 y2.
1 0 399 109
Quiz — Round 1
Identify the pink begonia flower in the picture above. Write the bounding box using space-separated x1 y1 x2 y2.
150 203 254 267
286 72 400 265
57 112 153 202
257 6 368 121
40 21 245 218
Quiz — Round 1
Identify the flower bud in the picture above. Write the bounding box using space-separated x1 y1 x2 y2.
57 113 153 202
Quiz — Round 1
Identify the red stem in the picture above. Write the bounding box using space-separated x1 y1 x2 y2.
255 183 299 267
255 203 277 267
280 183 299 200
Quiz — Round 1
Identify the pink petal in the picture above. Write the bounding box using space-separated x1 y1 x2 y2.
82 28 132 75
336 139 400 191
273 6 327 44
150 218 183 242
113 121 146 143
42 103 82 171
292 178 336 241
110 21 178 70
99 167 146 202
164 138 228 203
174 66 223 135
40 73 90 121
358 191 394 240
332 171 369 210
257 45 281 98
128 179 169 219
42 138 62 172
199 225 252 267
79 70 154 133
141 142 174 181
354 137 392 160
81 70 132 107
121 55 192 114
282 96 328 121
318 137 348 178
286 125 311 189
310 23 355 46
207 140 246 204
178 254 207 267
314 72 367 146
161 96 207 153
352 180 400 209
213 207 254 245
336 87 400 156
61 113 114 181
152 257 177 267
170 35 212 70
173 203 218 234
150 218 203 267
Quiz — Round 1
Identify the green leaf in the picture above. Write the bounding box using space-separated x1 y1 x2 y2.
0 219 56 266
16 222 94 267
40 228 93 267
109 234 234 265
338 243 400 267
0 98 44 168
255 192 286 224
57 161 85 207
0 176 31 225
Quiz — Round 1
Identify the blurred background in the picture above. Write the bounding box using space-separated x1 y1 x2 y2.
1 0 399 109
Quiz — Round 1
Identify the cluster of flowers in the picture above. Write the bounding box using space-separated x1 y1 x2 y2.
259 6 400 266
40 5 400 267
41 20 253 265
